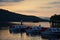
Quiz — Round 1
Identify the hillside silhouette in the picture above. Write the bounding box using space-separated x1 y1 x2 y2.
0 9 49 27
0 9 49 22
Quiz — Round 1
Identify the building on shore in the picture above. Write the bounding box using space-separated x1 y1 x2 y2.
50 14 60 28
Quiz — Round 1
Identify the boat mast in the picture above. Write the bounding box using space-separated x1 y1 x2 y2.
21 20 23 25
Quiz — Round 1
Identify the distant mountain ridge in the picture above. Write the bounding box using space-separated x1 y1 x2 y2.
40 17 50 20
0 9 49 22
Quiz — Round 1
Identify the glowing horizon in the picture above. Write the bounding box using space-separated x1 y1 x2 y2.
0 0 60 17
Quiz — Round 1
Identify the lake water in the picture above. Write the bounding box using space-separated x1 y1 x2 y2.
10 22 50 27
0 22 54 40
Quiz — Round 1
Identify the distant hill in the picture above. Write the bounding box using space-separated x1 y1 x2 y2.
40 17 50 21
0 9 49 27
0 9 49 22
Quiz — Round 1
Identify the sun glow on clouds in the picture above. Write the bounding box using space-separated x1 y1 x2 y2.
0 0 60 17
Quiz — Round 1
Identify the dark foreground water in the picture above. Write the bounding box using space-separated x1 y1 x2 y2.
0 30 60 40
0 30 48 40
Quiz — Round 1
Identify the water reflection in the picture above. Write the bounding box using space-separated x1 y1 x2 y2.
0 29 60 40
0 30 46 40
0 22 60 40
10 22 50 27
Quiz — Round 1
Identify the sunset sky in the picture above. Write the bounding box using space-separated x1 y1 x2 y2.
0 0 60 17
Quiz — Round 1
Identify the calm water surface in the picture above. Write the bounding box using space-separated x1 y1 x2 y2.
0 22 50 40
10 22 50 27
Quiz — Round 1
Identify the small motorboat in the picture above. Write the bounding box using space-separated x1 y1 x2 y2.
9 25 26 33
26 26 42 35
41 28 60 38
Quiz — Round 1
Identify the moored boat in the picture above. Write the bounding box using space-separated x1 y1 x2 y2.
9 25 26 33
41 28 60 38
26 25 42 36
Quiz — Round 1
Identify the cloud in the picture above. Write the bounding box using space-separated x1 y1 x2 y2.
17 10 40 13
0 0 24 6
49 1 60 4
0 0 24 2
47 1 60 8
0 2 15 6
40 1 60 9
40 6 53 9
24 10 39 13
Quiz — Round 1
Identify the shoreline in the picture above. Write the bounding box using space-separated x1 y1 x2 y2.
0 27 8 30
